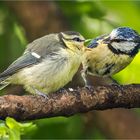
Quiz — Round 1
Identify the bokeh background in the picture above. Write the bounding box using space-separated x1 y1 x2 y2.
0 1 140 139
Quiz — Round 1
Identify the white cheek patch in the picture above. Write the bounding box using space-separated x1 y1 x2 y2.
111 42 137 52
110 29 118 39
31 52 41 59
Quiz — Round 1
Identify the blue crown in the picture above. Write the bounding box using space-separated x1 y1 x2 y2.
110 27 139 41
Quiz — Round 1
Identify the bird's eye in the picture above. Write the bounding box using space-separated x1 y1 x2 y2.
73 37 81 42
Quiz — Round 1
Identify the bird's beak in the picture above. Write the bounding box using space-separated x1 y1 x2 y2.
84 39 92 46
85 39 92 43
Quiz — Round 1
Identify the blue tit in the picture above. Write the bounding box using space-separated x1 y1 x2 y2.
0 31 85 95
83 27 140 85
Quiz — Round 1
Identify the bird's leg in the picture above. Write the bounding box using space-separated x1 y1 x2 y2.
32 86 49 99
81 69 87 86
81 68 92 90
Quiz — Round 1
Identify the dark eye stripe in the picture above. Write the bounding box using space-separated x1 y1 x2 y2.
62 37 84 42
73 37 83 42
107 43 139 57
111 39 126 42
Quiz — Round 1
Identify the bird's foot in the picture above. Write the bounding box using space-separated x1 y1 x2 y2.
58 88 67 93
85 85 93 90
110 82 122 89
36 91 49 99
32 87 49 99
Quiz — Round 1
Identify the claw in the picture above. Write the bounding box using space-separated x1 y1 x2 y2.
58 88 67 93
36 91 49 99
85 85 93 90
32 86 49 99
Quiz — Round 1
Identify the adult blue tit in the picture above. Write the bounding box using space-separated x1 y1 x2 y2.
0 31 85 95
83 27 140 84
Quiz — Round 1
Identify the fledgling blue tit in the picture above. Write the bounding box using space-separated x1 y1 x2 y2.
0 31 85 96
83 27 140 85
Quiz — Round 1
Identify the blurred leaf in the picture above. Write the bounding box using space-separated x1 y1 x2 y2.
101 1 140 31
113 52 140 84
58 1 105 18
0 123 9 140
57 1 109 38
0 117 36 140
13 23 27 47
8 129 20 140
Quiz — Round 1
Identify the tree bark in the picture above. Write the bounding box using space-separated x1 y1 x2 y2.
0 84 140 121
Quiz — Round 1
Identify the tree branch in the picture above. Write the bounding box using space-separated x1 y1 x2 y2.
0 84 140 121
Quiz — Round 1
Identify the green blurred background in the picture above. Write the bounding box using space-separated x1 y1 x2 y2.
0 1 140 139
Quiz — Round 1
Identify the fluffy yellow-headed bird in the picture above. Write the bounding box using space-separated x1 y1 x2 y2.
0 31 85 96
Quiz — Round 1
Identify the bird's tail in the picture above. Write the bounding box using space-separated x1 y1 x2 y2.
0 77 10 90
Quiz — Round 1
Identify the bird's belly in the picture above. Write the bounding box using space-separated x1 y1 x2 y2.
10 56 81 94
88 53 133 77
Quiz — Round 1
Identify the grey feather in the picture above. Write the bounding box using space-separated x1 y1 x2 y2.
0 34 62 80
0 77 10 90
25 34 64 56
0 82 9 90
0 52 40 79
